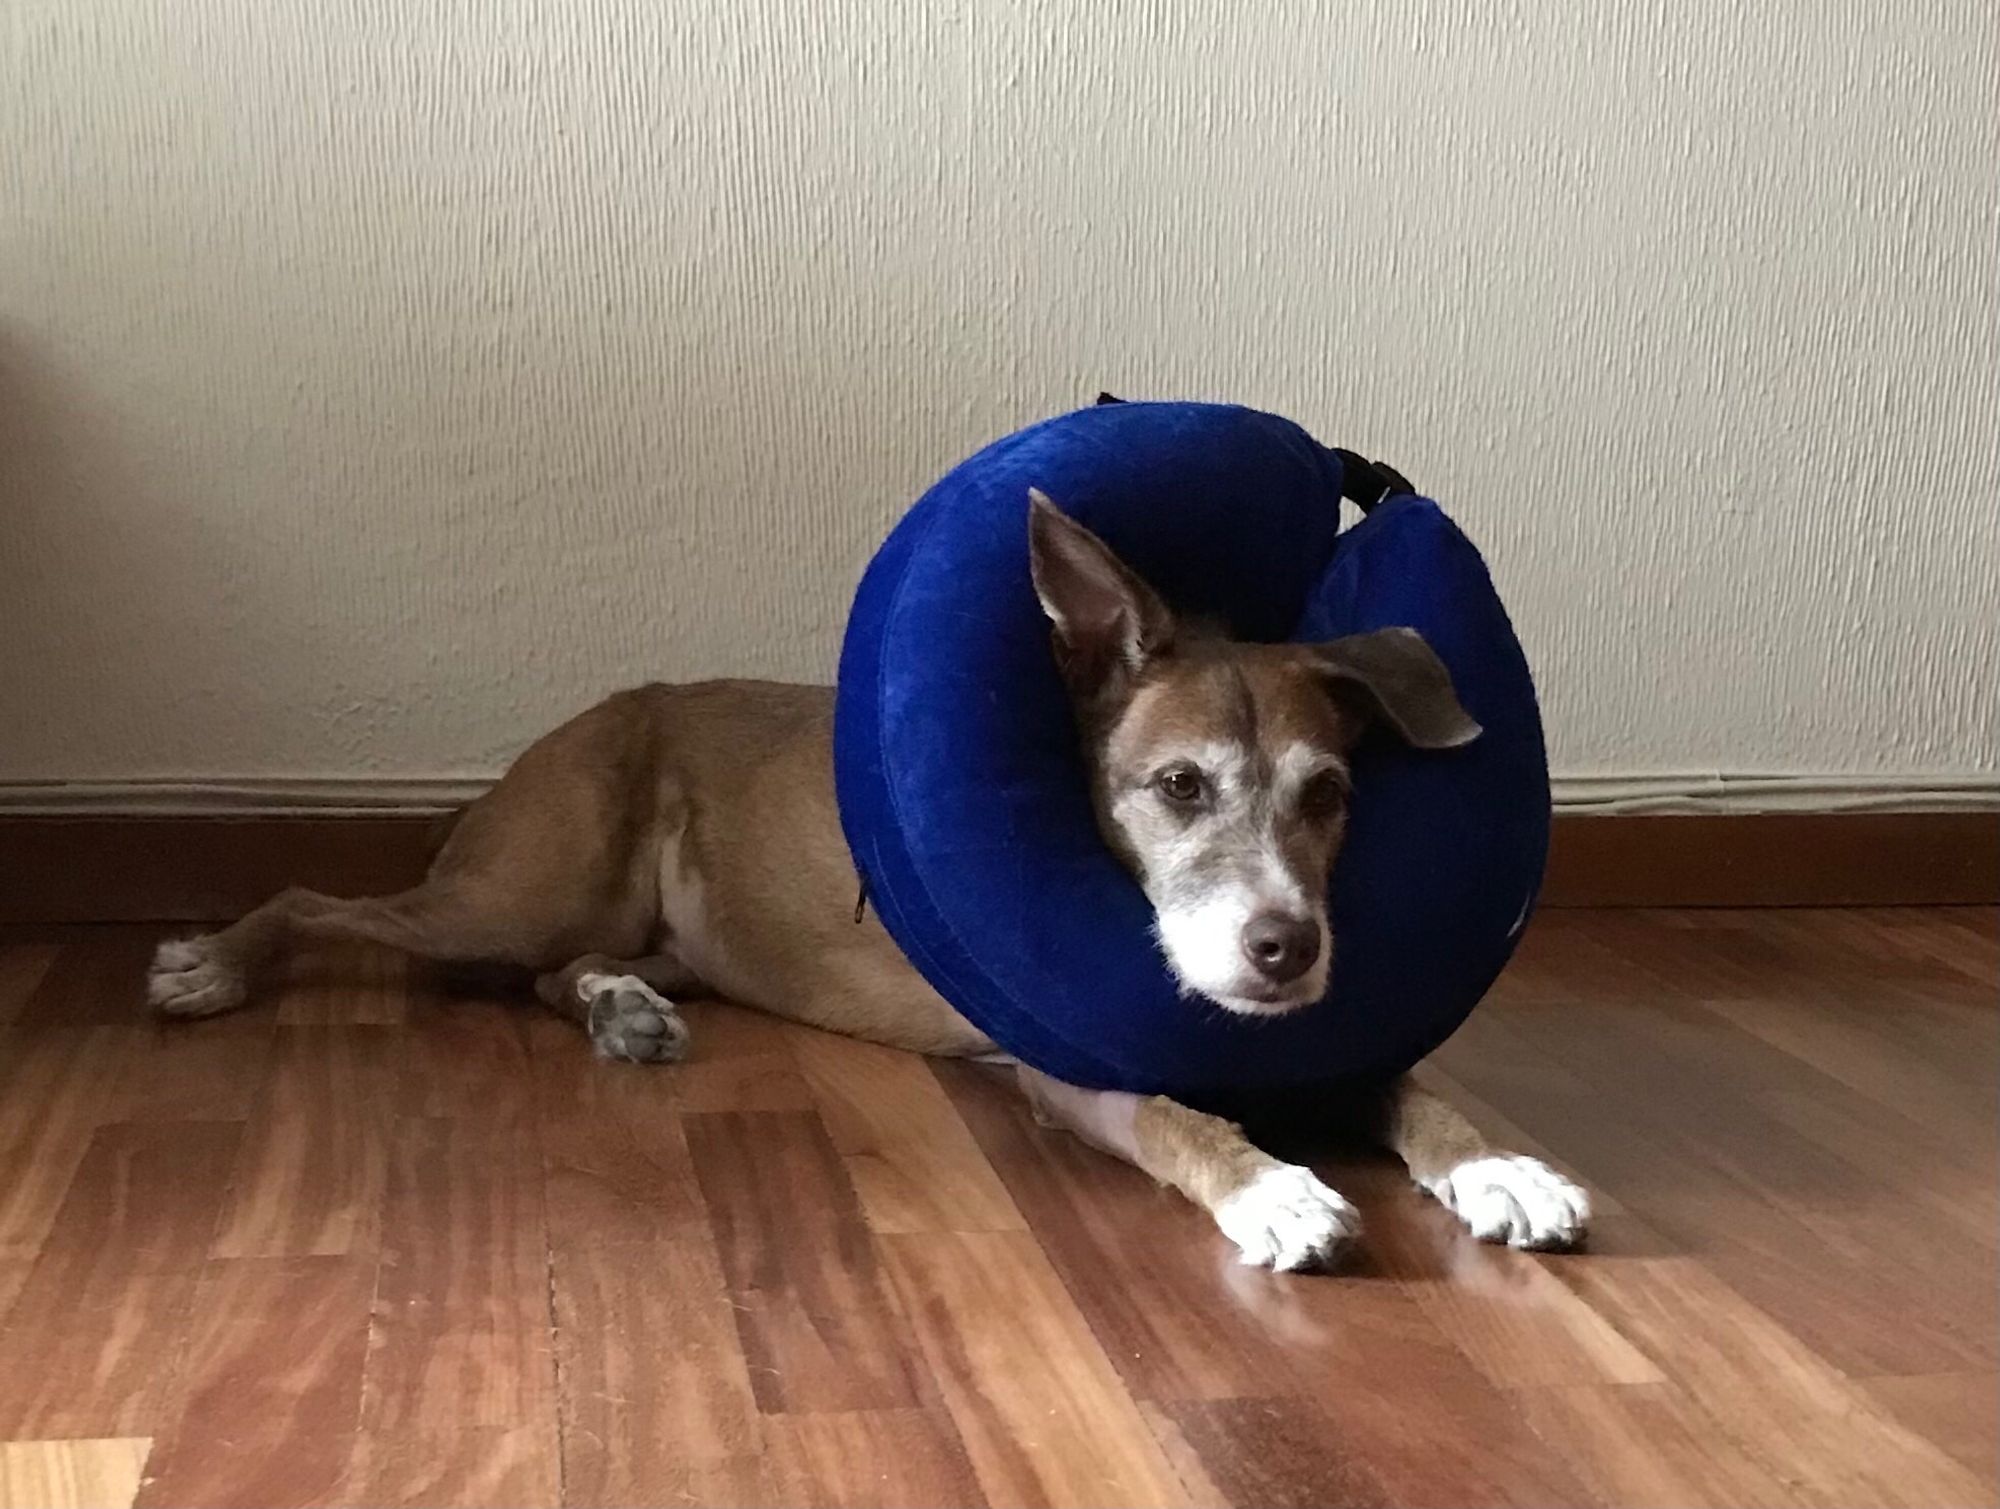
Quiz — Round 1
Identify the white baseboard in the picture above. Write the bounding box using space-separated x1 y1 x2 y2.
1548 772 2000 815
0 771 1994 819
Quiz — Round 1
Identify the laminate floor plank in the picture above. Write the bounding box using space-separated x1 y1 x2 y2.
391 990 536 1131
360 1117 554 1435
0 1026 136 1260
12 929 169 1029
1510 1382 1810 1509
342 1424 562 1509
134 1255 376 1509
0 1121 240 1439
0 1439 151 1509
209 1026 399 1259
682 1109 936 1415
1314 1374 1607 1509
790 1029 1024 1234
1549 1253 1990 1507
549 1231 768 1509
1160 1396 1395 1508
102 1011 275 1123
879 1228 1192 1507
761 1407 987 1509
669 1000 816 1113
526 1015 708 1250
1858 1371 2000 1486
1488 1002 1996 1377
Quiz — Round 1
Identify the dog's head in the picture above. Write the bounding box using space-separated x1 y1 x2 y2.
1028 490 1480 1016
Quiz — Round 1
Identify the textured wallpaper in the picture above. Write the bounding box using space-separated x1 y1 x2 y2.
2 0 1994 809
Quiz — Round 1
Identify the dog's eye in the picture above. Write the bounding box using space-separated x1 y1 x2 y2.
1156 765 1206 804
1300 770 1348 815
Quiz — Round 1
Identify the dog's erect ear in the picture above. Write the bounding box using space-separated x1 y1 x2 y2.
1028 489 1175 690
1311 627 1482 749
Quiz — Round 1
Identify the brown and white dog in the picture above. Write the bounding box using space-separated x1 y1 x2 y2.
148 493 1587 1270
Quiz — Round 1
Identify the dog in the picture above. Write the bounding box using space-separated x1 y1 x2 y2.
148 492 1587 1270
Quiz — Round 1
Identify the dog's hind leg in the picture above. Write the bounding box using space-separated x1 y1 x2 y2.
147 882 539 1019
148 688 681 1021
533 953 697 1064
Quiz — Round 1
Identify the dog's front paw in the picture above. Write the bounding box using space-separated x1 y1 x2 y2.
148 935 248 1018
1423 1155 1589 1250
582 974 690 1064
1214 1164 1361 1273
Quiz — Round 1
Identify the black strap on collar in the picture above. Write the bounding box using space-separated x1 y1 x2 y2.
1329 448 1414 513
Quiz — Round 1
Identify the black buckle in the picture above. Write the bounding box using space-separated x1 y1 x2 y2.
1329 448 1413 513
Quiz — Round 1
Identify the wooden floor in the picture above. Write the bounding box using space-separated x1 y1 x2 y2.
0 908 1992 1509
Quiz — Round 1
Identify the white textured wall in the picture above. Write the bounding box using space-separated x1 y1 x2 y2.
3 0 1995 811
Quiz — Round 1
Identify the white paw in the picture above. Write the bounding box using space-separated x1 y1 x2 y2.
579 973 690 1064
1423 1155 1590 1250
1214 1164 1361 1272
147 935 248 1018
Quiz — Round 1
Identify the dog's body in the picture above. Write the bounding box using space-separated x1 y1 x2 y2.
150 499 1587 1269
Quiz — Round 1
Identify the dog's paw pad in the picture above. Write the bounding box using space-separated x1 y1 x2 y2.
584 976 690 1065
1423 1155 1590 1250
147 935 248 1018
1214 1164 1361 1273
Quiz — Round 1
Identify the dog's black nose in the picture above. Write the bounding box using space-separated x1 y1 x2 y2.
1241 913 1321 984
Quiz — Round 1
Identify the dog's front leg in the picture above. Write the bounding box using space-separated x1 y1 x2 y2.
1017 1065 1359 1272
1382 1075 1590 1250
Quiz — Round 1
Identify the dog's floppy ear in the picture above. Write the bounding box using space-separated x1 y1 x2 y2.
1028 489 1175 690
1311 627 1481 749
